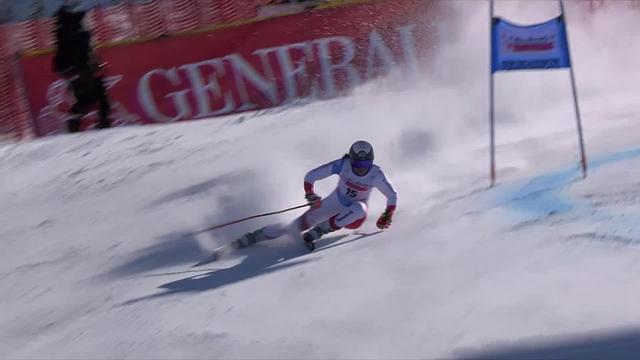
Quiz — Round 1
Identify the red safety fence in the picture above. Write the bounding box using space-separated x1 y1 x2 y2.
0 25 35 141
0 27 14 139
0 0 262 140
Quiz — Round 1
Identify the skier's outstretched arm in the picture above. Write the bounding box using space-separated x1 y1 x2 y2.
303 158 345 207
374 170 398 229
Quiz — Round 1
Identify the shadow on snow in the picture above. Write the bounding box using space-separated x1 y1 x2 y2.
456 327 640 360
117 231 381 306
103 232 209 279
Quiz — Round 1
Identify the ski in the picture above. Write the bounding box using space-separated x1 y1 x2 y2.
192 230 381 267
191 243 231 267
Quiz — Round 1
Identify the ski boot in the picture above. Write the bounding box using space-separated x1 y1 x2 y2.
232 228 268 249
302 221 334 251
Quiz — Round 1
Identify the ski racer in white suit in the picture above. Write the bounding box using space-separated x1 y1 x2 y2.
234 140 398 251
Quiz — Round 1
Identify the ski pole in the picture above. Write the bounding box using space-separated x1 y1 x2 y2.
193 203 311 235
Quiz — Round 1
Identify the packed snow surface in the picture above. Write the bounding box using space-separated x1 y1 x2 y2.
1 2 640 359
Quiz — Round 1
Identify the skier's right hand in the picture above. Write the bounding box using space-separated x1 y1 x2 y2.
305 193 322 209
376 207 395 229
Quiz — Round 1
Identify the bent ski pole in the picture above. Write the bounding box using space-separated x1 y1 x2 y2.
194 203 310 235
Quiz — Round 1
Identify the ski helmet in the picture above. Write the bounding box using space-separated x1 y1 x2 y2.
348 140 374 176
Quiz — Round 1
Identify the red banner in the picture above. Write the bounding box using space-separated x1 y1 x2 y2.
19 0 443 136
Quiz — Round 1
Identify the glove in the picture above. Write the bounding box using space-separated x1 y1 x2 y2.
376 207 395 229
304 181 322 209
305 192 322 209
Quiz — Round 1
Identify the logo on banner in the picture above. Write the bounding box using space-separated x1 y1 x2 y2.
38 75 142 135
136 26 421 123
502 34 556 53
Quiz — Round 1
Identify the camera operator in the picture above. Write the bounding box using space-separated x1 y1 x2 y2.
52 1 111 133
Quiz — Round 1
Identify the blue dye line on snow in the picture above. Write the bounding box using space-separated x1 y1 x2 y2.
494 148 640 230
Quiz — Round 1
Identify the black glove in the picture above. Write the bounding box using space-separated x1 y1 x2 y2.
305 192 322 209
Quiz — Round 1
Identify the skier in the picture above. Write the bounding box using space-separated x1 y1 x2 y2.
233 140 397 251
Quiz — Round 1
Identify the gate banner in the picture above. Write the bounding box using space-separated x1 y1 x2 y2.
492 16 571 73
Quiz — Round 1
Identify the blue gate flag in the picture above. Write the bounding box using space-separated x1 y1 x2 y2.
491 16 571 73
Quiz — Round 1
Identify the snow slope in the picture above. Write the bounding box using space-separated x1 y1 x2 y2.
1 1 640 359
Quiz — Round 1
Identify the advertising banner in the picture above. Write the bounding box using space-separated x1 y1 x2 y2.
19 0 442 136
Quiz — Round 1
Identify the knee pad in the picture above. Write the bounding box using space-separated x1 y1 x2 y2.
345 216 366 229
350 201 367 218
332 201 368 229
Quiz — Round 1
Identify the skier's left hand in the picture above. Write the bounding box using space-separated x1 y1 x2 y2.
304 181 322 209
305 192 322 209
376 207 395 229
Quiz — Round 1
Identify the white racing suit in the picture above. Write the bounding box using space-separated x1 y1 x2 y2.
260 155 397 240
